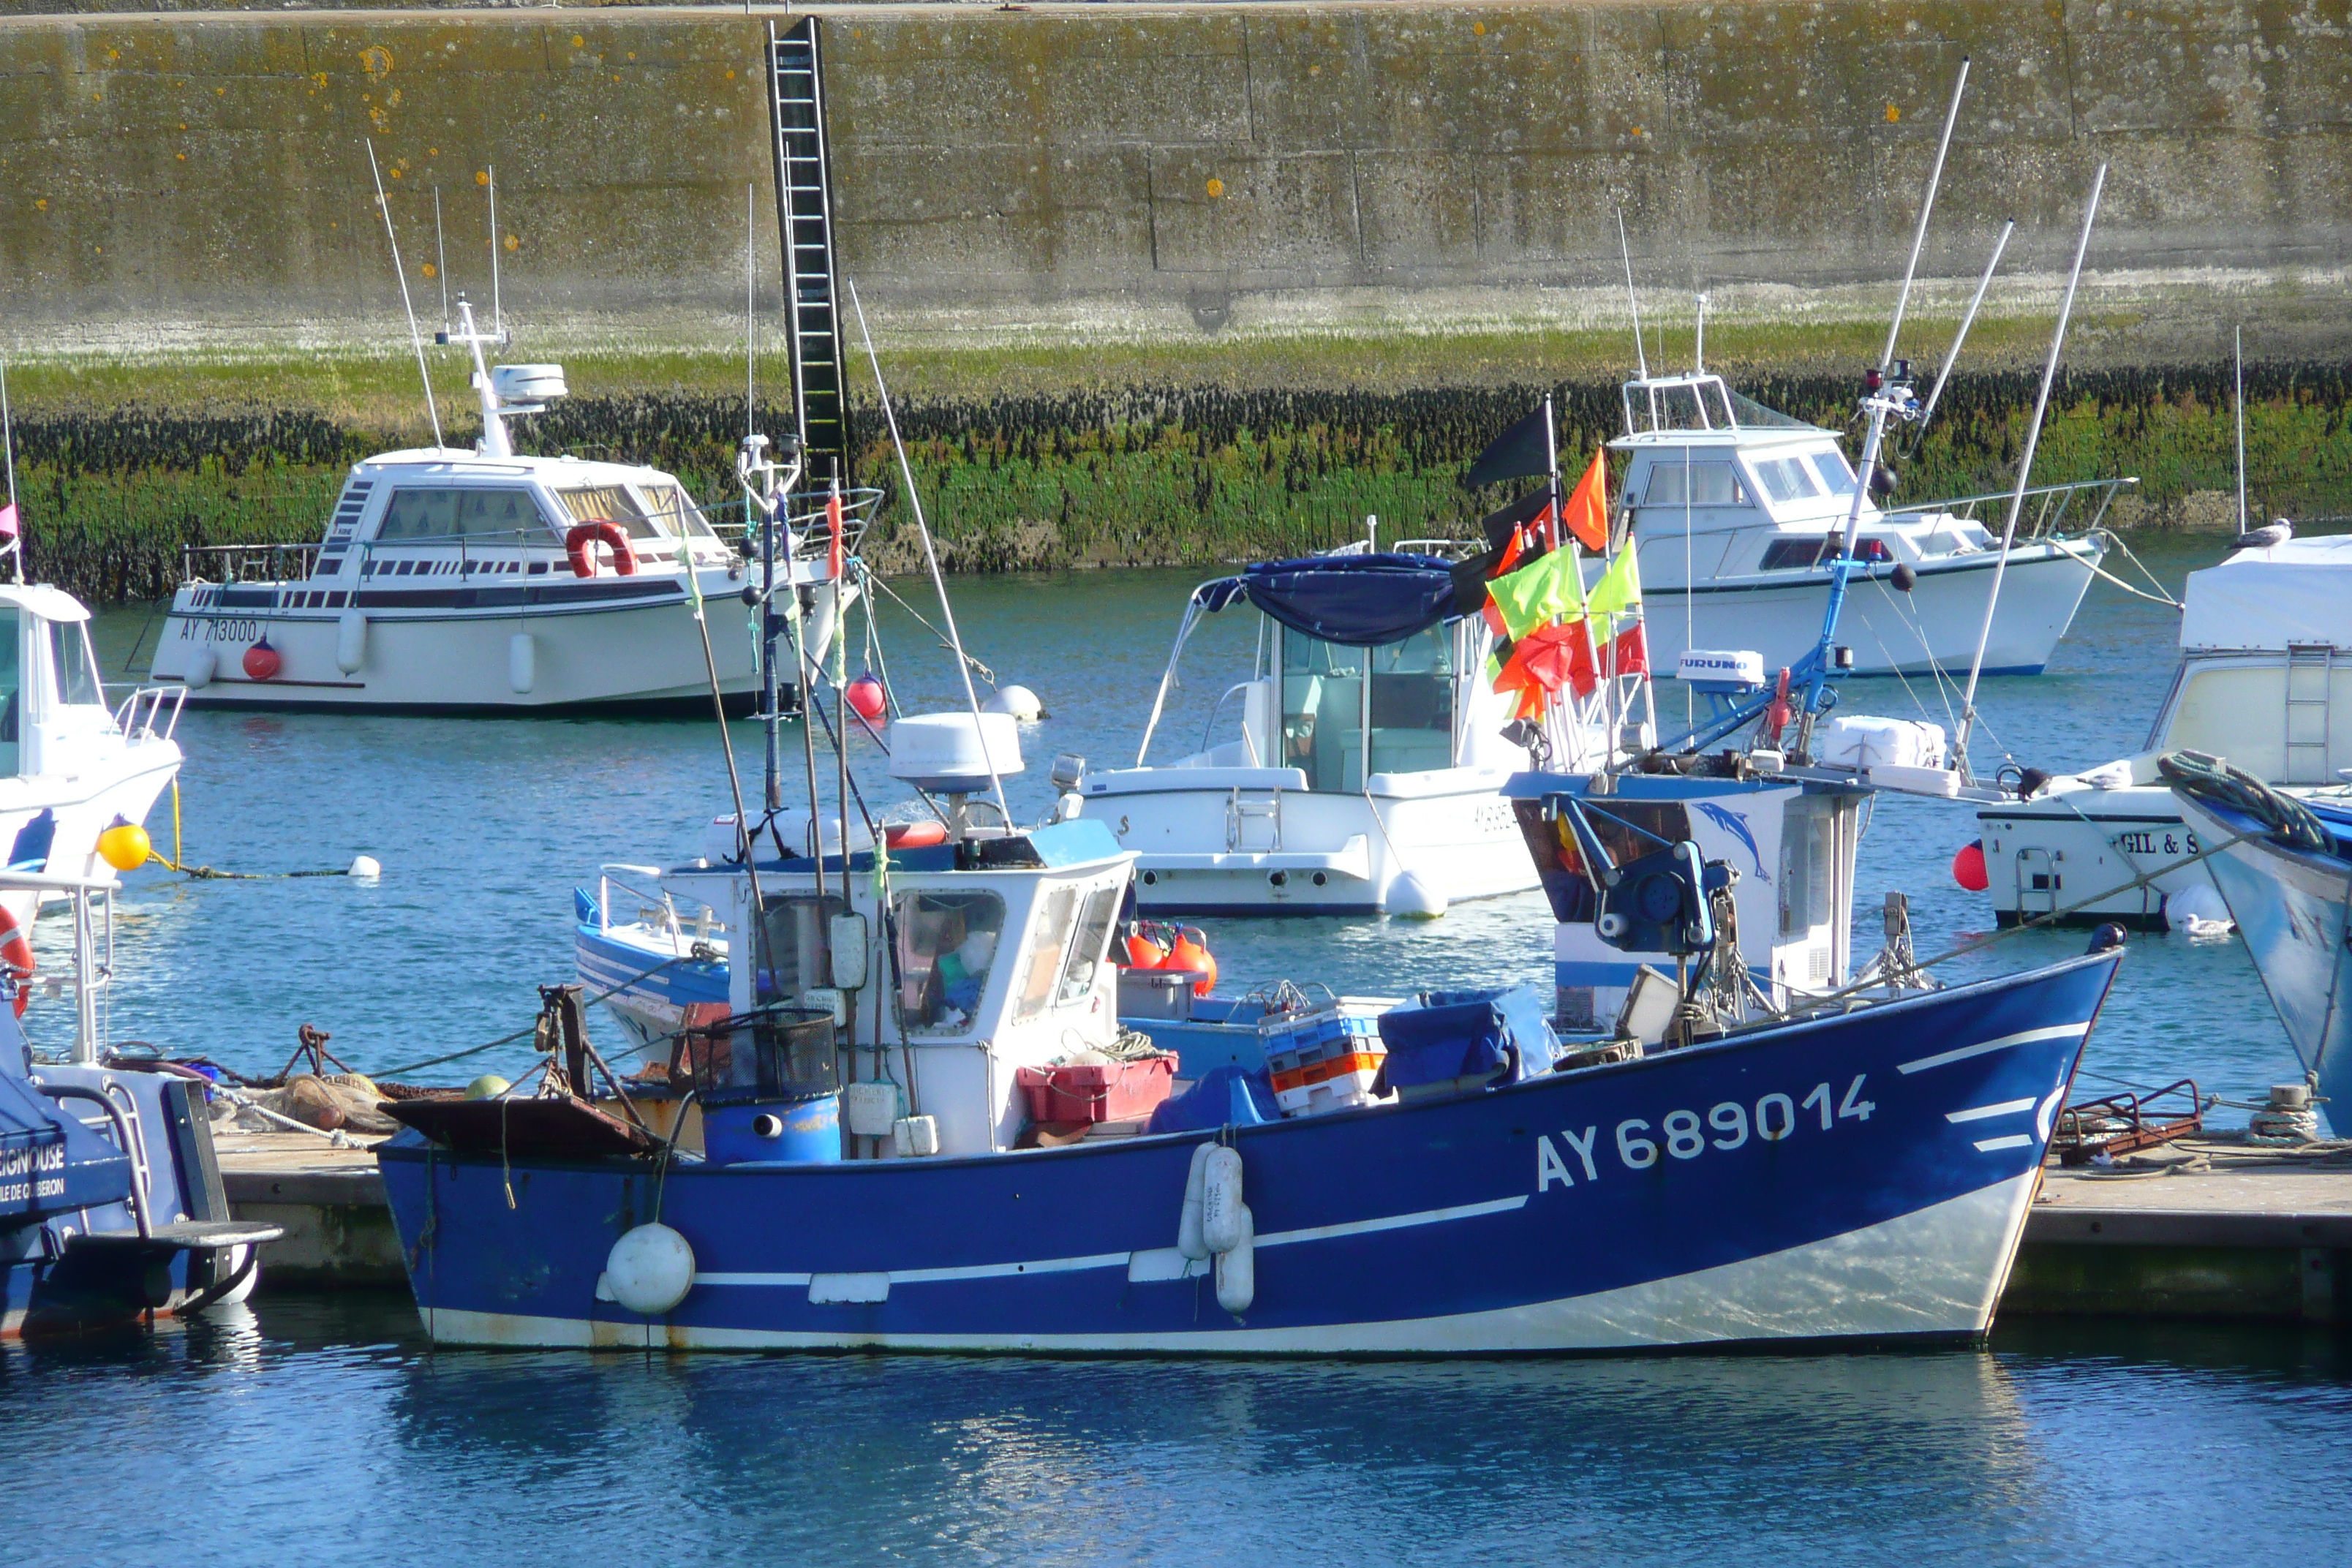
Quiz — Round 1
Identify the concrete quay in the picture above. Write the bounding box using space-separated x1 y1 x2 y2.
216 1130 2352 1324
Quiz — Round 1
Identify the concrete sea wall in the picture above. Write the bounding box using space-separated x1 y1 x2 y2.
1 1 2348 355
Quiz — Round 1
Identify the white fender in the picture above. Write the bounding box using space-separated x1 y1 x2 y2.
1177 1141 1214 1260
1201 1145 1245 1255
1213 1204 1254 1315
508 631 536 695
1386 870 1447 919
185 647 217 690
604 1223 695 1316
336 610 368 675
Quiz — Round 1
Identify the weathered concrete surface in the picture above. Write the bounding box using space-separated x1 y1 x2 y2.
1 1 2348 358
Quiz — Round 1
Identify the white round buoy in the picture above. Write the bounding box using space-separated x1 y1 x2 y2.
1386 871 1447 919
347 855 382 881
605 1223 696 1316
984 684 1045 721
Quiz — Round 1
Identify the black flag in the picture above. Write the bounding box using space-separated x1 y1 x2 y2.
1463 406 1553 489
1477 487 1556 552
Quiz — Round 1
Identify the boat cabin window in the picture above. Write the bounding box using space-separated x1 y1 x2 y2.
1809 452 1858 495
0 608 18 774
1779 796 1836 938
556 485 664 542
48 620 103 707
1281 633 1366 792
894 891 1006 1033
1643 462 1746 508
1760 538 1831 572
1013 886 1082 1022
1516 799 1693 924
1368 623 1455 776
637 483 720 539
376 488 554 544
1056 885 1121 1006
1752 456 1825 505
753 893 848 1005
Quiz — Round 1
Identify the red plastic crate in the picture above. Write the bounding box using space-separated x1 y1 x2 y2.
1016 1057 1176 1123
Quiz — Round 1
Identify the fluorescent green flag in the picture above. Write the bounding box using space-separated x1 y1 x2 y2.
1488 546 1587 639
1586 546 1643 618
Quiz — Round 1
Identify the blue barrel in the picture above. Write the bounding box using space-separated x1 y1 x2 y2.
702 1094 843 1165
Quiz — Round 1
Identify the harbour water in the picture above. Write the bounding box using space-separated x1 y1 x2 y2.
7 533 2348 1567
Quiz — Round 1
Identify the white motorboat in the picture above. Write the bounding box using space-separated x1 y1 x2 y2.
0 584 184 930
1975 527 2352 929
1618 371 2118 678
1068 549 1613 916
149 303 866 715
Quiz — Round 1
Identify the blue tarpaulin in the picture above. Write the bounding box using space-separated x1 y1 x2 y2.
1197 554 1463 647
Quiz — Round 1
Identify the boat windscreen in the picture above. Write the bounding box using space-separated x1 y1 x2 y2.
556 485 663 541
638 483 720 539
1727 388 1821 430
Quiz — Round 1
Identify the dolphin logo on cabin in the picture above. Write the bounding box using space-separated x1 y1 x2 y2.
1694 802 1769 884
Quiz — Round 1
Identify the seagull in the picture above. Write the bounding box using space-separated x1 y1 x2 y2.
2232 517 2293 551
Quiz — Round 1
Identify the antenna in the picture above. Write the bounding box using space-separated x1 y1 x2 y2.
486 164 502 340
1881 57 1970 370
1915 219 2013 430
2234 324 2248 536
1955 163 2106 772
747 183 758 445
366 139 443 450
846 276 1014 832
1 350 20 584
1694 291 1709 373
432 185 451 333
1616 208 1648 380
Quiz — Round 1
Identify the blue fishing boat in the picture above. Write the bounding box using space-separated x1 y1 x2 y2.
2165 753 2352 1134
2 870 279 1337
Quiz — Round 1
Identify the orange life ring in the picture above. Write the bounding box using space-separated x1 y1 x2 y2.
564 520 637 579
883 820 951 850
0 906 34 1019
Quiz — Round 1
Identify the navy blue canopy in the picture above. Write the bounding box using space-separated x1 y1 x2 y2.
1196 553 1462 647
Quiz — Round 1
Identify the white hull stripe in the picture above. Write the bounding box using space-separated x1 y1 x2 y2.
1945 1097 2037 1123
1898 1022 2089 1075
1972 1134 2035 1153
692 1194 1531 1291
426 1175 2038 1354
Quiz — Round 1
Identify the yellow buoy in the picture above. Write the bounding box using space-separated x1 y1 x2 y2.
97 821 152 872
464 1074 510 1101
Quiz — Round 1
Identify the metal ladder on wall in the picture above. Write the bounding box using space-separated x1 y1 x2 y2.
768 16 853 490
2284 644 2335 785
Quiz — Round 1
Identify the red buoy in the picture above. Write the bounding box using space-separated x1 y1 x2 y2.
1952 840 1989 892
1166 927 1218 998
242 640 282 681
883 819 951 850
845 673 888 723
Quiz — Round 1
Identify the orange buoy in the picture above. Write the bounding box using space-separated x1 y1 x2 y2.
241 639 282 681
845 673 889 723
1123 928 1169 969
1952 840 1990 892
883 819 951 850
1167 927 1217 997
0 905 34 1018
564 519 637 578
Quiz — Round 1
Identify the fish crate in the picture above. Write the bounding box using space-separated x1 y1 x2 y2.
1259 1003 1388 1118
1016 1057 1177 1124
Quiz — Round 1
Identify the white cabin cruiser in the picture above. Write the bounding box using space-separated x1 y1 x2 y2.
1975 527 2351 929
1069 551 1600 916
0 585 183 931
1618 371 2117 677
151 304 865 715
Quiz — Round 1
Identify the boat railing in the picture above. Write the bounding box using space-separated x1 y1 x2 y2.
598 864 720 947
1884 475 2138 542
704 486 885 568
0 869 118 1064
110 684 188 745
179 541 323 585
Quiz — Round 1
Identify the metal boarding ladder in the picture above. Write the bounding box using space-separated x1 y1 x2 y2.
1226 787 1284 853
768 16 853 491
2284 644 2335 785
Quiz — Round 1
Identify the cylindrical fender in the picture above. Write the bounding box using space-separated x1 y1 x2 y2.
1201 1145 1245 1255
335 609 368 675
1213 1205 1255 1315
1177 1141 1214 1261
184 647 217 690
508 632 535 695
0 905 34 1019
565 520 636 578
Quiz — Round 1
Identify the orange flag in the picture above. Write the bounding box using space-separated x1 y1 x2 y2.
1562 448 1610 552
